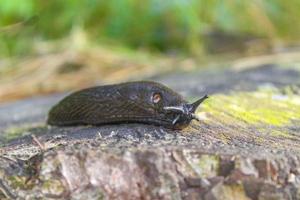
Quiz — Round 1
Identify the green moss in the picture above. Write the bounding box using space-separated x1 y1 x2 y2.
7 176 32 190
200 91 300 127
2 125 45 143
3 126 30 142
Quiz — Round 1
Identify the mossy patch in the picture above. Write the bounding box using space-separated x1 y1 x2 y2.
192 88 300 149
1 125 45 144
7 176 34 190
200 90 300 127
2 127 31 143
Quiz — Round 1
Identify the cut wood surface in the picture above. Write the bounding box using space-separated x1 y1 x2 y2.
0 63 300 199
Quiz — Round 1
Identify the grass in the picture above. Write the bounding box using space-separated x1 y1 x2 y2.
1 0 300 58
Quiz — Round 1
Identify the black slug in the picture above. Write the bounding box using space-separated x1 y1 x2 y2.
47 81 208 129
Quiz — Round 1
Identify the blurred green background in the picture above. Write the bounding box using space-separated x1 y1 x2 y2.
1 0 300 58
1 0 300 103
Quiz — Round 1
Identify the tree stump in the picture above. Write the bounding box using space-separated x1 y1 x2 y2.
0 63 300 199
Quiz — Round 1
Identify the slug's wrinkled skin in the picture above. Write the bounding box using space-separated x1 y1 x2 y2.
47 81 208 129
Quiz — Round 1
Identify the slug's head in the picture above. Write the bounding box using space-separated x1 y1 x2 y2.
162 95 209 129
129 82 208 129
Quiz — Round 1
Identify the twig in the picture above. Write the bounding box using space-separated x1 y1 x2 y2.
31 135 45 151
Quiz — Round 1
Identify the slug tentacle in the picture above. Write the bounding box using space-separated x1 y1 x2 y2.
187 95 209 113
47 81 208 129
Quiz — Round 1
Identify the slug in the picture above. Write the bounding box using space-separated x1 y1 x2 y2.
47 81 208 129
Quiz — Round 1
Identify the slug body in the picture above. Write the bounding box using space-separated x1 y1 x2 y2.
47 81 208 129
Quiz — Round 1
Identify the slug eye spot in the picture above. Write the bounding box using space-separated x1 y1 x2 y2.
152 93 162 104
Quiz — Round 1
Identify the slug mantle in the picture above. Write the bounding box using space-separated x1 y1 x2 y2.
47 81 208 129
